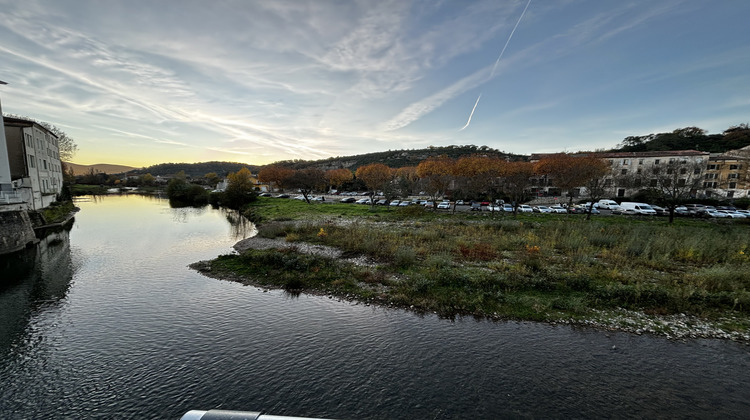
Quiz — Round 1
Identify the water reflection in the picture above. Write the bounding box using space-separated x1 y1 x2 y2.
0 226 74 353
222 208 258 239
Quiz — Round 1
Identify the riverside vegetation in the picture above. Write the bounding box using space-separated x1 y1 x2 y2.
197 198 750 340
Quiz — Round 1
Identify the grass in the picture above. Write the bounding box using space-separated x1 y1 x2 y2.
199 198 750 334
41 201 77 224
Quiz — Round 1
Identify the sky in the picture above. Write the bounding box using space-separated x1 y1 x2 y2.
1 0 749 168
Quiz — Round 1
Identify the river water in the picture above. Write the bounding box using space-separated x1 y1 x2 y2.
0 194 748 419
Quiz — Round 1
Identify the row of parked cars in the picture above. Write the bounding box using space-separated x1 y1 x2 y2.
585 200 750 218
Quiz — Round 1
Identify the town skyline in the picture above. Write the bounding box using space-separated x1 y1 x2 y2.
1 0 749 167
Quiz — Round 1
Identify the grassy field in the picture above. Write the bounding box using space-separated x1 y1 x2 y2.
205 198 750 337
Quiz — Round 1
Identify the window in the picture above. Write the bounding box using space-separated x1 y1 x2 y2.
636 168 642 174
638 159 644 165
653 168 661 175
622 159 630 165
727 191 735 198
694 168 701 174
621 169 628 175
650 179 658 187
708 164 717 170
730 164 739 170
654 159 660 164
43 160 48 170
729 182 737 189
617 189 625 197
667 168 674 174
705 173 717 179
729 173 738 179
604 179 612 187
28 155 35 168
680 168 687 175
677 179 686 187
669 158 675 163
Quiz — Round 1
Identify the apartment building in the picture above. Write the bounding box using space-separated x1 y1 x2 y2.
530 150 710 200
702 153 750 199
2 117 64 210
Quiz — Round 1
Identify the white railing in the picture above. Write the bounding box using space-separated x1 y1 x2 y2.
0 190 24 204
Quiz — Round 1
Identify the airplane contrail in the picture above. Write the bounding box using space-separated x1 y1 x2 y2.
460 0 532 131
459 93 482 131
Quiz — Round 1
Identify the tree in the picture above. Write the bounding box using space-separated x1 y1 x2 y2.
204 172 221 187
324 168 353 191
416 155 455 206
576 156 611 220
258 165 295 192
287 168 326 203
629 159 705 223
534 153 600 205
393 166 419 198
499 161 534 215
224 167 257 209
139 173 156 186
356 163 393 205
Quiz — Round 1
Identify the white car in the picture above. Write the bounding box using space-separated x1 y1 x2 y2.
518 205 533 213
549 205 567 214
703 209 728 218
389 200 401 206
719 210 746 218
533 206 552 213
437 201 451 209
355 198 372 205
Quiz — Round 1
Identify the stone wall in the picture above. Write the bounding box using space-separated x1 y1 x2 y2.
0 210 37 255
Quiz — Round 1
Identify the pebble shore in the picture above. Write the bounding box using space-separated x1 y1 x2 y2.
218 236 750 343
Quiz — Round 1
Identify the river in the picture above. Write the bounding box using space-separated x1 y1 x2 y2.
1 194 748 419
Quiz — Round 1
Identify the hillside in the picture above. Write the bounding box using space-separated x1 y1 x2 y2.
66 162 137 175
272 145 526 171
610 125 750 154
128 161 260 177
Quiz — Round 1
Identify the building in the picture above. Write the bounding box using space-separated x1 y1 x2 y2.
702 153 750 199
530 150 710 200
2 117 65 210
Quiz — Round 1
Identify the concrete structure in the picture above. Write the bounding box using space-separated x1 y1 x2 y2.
2 117 65 210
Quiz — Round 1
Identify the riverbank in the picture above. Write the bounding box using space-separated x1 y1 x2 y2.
191 209 750 342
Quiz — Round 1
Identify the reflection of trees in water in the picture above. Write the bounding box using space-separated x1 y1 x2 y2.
222 209 257 240
0 226 74 353
170 206 208 223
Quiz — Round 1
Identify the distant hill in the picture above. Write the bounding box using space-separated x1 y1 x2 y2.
609 125 750 154
272 145 527 171
66 162 137 175
128 161 260 177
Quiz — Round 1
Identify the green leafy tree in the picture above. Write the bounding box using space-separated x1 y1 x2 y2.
224 167 258 209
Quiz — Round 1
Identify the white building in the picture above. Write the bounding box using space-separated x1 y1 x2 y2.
2 117 65 210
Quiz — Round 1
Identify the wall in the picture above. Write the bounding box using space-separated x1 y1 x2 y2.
0 211 37 255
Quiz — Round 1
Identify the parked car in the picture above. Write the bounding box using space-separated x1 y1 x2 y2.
501 204 514 212
470 201 481 211
355 198 373 205
275 194 290 198
549 205 567 214
398 201 411 207
455 200 466 205
259 192 273 197
620 202 657 215
650 205 668 216
340 197 356 203
718 210 746 218
375 199 388 205
703 209 728 218
437 201 451 209
311 196 325 201
518 204 533 213
389 200 401 206
683 204 707 217
596 199 622 211
533 205 552 213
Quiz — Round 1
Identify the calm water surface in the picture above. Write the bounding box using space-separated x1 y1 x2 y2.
1 194 749 419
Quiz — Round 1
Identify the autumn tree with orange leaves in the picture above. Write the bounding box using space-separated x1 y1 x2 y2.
416 155 455 205
534 153 607 205
356 163 393 204
258 165 295 192
324 168 353 191
499 161 535 215
394 166 419 197
452 155 506 202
